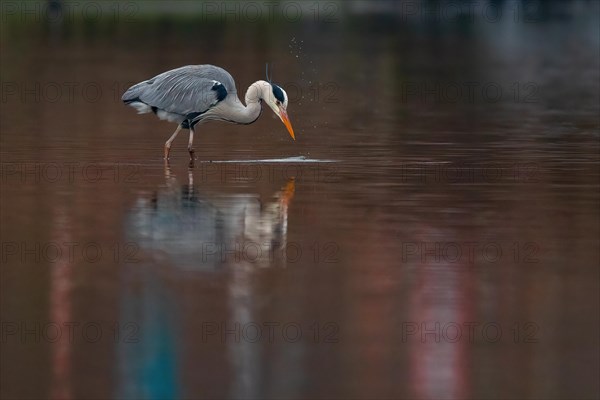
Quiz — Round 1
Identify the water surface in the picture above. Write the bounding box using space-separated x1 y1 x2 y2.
1 1 599 399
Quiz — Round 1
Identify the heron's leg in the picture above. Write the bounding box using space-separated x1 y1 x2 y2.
188 128 195 160
164 125 182 160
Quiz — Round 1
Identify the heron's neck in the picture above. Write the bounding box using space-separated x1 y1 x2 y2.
224 80 270 124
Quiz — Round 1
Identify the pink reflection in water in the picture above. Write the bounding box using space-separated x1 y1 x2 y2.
49 209 73 400
408 230 473 399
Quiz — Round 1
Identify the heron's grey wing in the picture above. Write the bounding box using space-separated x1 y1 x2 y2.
122 66 230 116
182 65 237 93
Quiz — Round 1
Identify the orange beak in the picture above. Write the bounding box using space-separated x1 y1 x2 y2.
279 108 295 141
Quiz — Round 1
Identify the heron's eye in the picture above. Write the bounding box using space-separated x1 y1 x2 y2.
276 100 281 106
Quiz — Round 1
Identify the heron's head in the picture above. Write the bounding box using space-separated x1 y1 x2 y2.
264 83 295 140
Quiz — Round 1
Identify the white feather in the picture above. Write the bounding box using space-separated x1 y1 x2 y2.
128 101 152 114
157 110 184 123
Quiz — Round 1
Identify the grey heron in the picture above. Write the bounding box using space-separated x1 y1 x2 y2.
122 64 295 161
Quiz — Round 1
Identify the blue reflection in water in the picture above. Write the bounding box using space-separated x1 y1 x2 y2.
117 167 296 398
117 263 179 400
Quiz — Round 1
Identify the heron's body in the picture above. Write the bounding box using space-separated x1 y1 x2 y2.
122 64 294 161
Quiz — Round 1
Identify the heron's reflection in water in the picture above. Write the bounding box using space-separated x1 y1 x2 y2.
118 165 297 399
128 165 295 270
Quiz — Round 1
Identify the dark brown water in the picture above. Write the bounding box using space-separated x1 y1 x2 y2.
1 1 599 399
